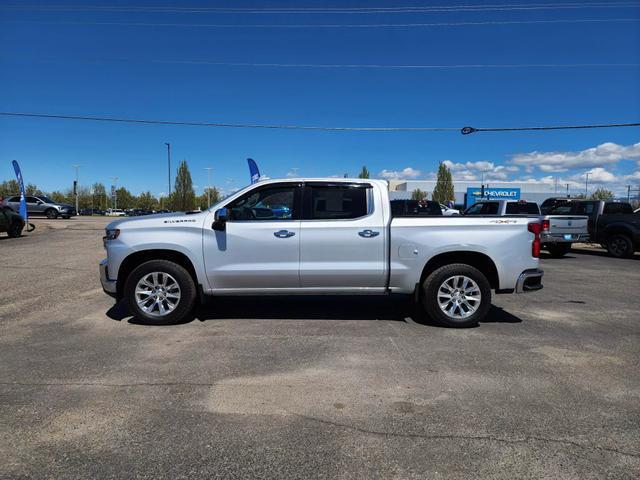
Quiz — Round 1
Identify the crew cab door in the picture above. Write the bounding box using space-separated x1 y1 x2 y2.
299 182 387 290
203 182 303 291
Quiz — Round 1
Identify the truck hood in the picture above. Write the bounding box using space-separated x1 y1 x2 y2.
106 211 207 230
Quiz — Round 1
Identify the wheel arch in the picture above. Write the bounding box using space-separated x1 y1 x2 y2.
116 249 199 299
419 251 500 290
602 224 633 240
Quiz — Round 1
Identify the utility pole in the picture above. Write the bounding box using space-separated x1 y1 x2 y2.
627 185 631 203
204 167 213 208
71 164 81 215
585 171 592 198
165 143 171 199
566 183 570 197
111 176 119 210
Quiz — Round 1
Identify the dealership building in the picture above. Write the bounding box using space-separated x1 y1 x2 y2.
388 180 557 208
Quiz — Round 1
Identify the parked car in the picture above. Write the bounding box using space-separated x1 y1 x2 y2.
0 205 25 237
125 209 153 216
2 195 75 219
79 208 105 216
464 200 589 257
440 204 460 216
391 200 442 216
100 178 543 327
547 200 639 258
106 209 127 217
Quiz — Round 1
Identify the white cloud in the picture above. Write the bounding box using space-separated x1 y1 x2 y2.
285 169 299 178
378 167 421 180
510 142 640 173
441 160 517 182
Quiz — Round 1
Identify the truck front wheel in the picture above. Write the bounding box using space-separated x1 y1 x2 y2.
421 264 491 328
124 259 197 325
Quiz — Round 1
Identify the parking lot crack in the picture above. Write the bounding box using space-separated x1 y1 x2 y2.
289 412 640 460
0 381 217 388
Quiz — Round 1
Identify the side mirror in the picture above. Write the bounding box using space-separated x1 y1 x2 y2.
212 208 228 231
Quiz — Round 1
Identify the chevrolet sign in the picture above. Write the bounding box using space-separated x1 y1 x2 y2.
465 187 521 207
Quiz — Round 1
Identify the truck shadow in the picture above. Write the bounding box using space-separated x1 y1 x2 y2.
106 296 522 327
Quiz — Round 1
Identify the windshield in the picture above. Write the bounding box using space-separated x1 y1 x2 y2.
38 195 56 203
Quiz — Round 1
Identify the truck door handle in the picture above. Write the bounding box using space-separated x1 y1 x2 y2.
274 230 295 238
358 229 380 238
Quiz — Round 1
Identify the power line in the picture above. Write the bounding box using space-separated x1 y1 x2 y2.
4 18 639 28
0 112 458 132
2 2 639 14
1 112 639 135
3 55 638 69
462 122 640 134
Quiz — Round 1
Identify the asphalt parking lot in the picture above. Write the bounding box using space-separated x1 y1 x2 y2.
1 216 639 479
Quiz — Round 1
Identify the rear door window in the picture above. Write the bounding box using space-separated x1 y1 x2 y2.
603 203 633 214
506 202 540 214
305 185 369 220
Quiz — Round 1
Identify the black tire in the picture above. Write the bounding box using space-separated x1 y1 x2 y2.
45 208 58 219
606 234 634 259
421 263 491 328
124 259 197 325
546 243 571 258
7 221 23 238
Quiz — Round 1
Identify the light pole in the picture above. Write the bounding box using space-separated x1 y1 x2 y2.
71 164 81 215
585 171 592 198
111 176 119 210
204 167 213 208
165 143 171 199
566 183 570 197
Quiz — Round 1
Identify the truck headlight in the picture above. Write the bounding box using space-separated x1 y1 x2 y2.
104 228 120 240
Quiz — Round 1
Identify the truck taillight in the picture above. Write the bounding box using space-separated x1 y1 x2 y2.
541 219 550 232
528 222 541 258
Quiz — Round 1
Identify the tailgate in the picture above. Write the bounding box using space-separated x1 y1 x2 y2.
547 216 589 235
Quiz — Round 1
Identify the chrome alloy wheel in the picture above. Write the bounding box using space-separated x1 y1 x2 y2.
437 275 482 319
135 272 181 317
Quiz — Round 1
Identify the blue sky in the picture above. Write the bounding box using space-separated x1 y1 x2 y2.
1 0 639 197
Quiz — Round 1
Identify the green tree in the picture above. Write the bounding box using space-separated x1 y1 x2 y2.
0 179 19 197
196 187 221 209
115 187 135 209
172 159 196 211
358 166 370 179
432 163 455 204
590 188 614 201
411 188 427 201
92 182 107 210
49 190 69 204
25 183 43 195
137 191 158 210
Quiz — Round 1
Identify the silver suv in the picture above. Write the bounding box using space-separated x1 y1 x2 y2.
3 195 76 219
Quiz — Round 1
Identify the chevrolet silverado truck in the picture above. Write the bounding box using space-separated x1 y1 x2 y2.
100 179 543 327
464 199 589 257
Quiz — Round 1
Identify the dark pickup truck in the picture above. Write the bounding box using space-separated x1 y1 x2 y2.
0 205 25 238
546 200 639 258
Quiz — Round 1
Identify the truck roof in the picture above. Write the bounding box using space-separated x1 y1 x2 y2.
252 177 389 188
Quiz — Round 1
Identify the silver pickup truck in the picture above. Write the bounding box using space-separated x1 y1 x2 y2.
100 179 543 327
464 200 589 257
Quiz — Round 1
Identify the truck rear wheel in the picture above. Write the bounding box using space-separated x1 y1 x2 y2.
421 263 491 328
7 221 23 238
124 259 196 325
546 243 571 258
607 234 634 259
